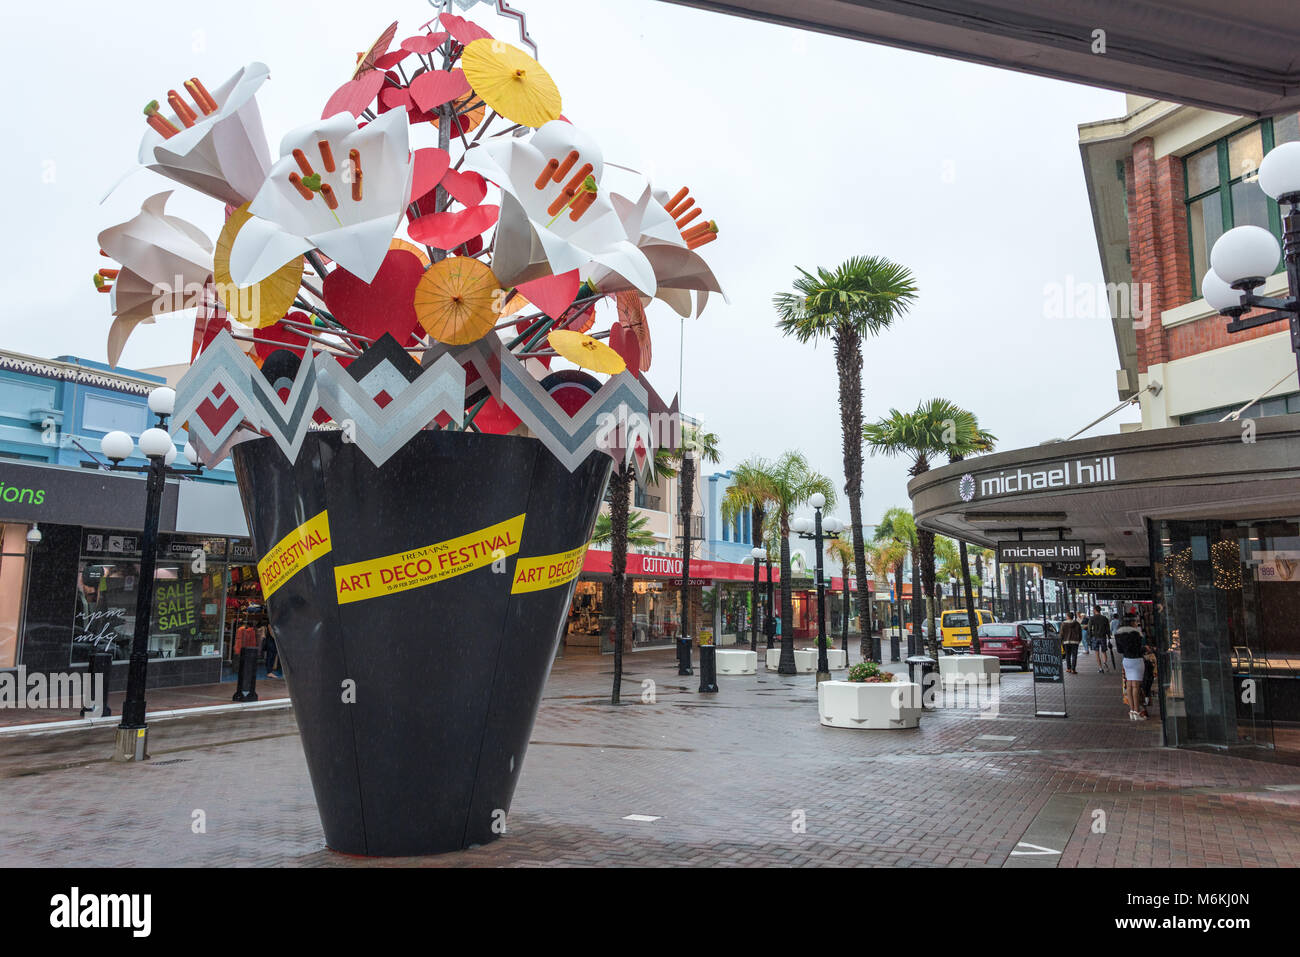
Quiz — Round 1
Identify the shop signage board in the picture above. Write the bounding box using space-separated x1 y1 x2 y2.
1030 631 1068 718
1089 580 1154 600
1045 559 1126 579
997 540 1085 564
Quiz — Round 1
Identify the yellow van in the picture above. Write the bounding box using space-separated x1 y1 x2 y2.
941 609 995 650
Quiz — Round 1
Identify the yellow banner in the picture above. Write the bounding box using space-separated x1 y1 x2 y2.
511 543 588 594
257 510 333 599
334 514 525 605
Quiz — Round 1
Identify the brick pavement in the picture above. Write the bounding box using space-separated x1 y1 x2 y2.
0 647 1297 867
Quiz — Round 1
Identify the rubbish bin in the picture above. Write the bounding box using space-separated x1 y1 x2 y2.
698 644 718 693
905 655 936 709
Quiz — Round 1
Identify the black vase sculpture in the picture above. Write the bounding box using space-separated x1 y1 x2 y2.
232 430 609 856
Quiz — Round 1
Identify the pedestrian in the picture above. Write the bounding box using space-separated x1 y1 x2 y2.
1114 613 1147 719
1141 638 1157 710
1060 611 1082 674
263 624 282 679
1087 605 1111 671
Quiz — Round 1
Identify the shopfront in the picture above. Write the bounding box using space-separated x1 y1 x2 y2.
566 551 766 654
909 414 1300 752
4 459 258 692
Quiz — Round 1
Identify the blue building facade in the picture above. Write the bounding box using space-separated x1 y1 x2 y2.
703 470 756 565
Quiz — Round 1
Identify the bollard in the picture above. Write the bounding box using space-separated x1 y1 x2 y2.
697 644 718 693
890 634 901 663
81 652 113 717
232 646 260 702
677 635 694 676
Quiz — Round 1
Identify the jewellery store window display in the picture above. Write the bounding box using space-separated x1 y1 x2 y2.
72 530 229 664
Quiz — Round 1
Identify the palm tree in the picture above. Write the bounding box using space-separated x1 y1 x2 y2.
591 511 657 549
863 398 994 658
875 506 920 654
943 412 996 651
765 451 836 675
721 458 780 645
827 538 855 652
607 450 678 705
774 256 918 665
871 535 910 648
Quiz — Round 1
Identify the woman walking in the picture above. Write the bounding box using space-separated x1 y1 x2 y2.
1114 614 1147 719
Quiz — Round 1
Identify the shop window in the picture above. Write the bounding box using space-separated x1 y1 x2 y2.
71 531 229 664
1186 116 1300 298
1178 392 1300 425
0 524 29 668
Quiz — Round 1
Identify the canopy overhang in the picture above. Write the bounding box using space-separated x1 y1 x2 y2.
908 414 1300 565
658 0 1300 116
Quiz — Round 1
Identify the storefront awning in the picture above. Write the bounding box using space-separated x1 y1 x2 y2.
582 549 872 589
658 0 1300 115
908 414 1300 566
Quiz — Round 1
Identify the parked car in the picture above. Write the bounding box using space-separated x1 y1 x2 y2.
1010 619 1059 637
975 622 1033 670
940 609 996 652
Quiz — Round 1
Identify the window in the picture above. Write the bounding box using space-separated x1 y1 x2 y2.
1179 393 1300 426
1186 116 1300 298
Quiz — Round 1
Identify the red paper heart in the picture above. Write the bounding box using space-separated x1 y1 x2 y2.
516 270 580 321
439 14 493 44
401 32 449 54
457 235 484 257
254 312 312 360
408 205 499 251
374 50 411 70
410 69 471 112
410 147 451 204
440 168 488 207
322 70 387 119
379 84 411 112
322 249 426 346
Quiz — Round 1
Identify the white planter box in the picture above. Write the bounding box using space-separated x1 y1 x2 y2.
937 654 1001 685
802 647 847 669
715 649 757 675
818 680 921 729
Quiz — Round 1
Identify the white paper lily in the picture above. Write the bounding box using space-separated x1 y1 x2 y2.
464 119 656 295
97 191 215 364
130 63 273 207
229 108 413 286
586 182 728 318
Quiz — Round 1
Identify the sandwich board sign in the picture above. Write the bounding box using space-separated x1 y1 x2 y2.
1030 630 1068 718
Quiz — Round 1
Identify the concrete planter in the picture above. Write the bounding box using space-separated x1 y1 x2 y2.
817 680 921 729
802 647 847 669
937 654 1001 685
715 649 757 675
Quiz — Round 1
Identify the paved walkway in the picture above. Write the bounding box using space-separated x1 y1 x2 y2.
1 647 1297 867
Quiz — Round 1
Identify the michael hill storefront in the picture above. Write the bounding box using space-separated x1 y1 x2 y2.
909 415 1300 753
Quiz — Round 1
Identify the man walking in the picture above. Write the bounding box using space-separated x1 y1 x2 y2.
1060 611 1082 675
1088 605 1111 672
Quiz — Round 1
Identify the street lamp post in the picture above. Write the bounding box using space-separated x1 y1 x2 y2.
1201 141 1300 382
764 551 775 648
98 387 202 762
792 494 842 684
749 546 765 650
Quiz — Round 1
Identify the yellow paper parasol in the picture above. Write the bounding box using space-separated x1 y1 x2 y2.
547 330 626 375
214 204 304 329
414 256 501 345
460 39 562 128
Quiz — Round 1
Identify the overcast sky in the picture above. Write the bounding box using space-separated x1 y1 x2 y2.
0 0 1130 522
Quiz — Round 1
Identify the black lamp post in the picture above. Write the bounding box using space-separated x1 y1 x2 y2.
1201 141 1300 382
764 550 775 648
792 494 842 684
98 387 202 762
749 546 765 650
